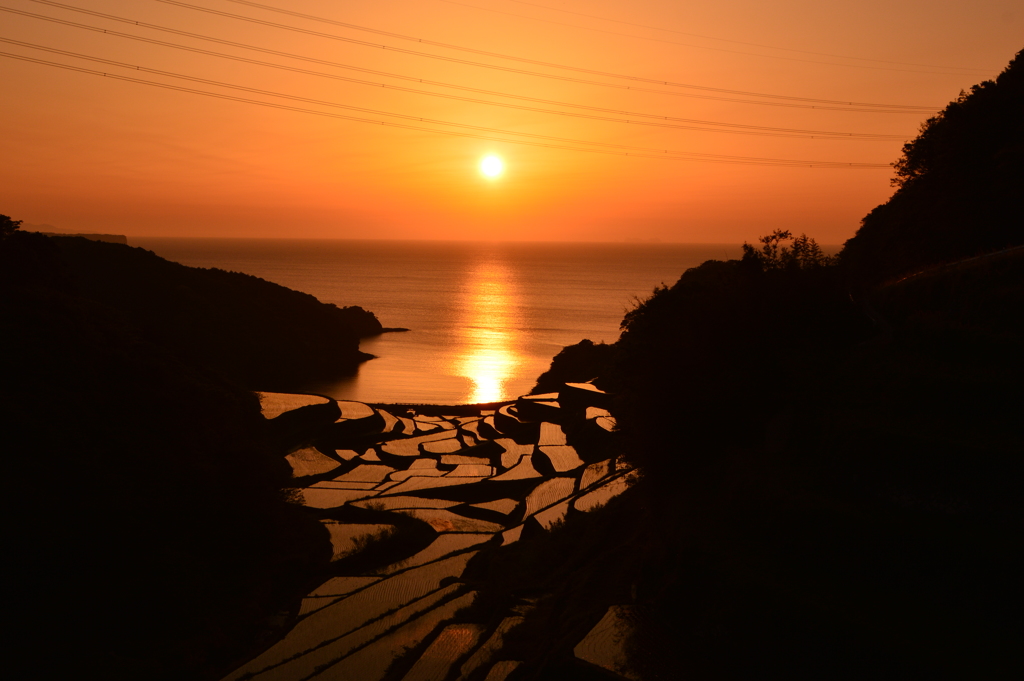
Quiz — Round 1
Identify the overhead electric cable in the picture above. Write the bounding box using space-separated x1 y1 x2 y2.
0 36 873 159
184 0 940 111
440 0 991 74
1 6 905 141
28 0 933 113
0 47 890 168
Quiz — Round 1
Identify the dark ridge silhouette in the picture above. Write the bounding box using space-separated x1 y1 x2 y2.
514 54 1024 680
842 50 1023 287
47 235 383 390
604 241 1021 679
14 218 129 243
40 231 129 244
0 226 376 680
505 240 1020 679
530 338 615 394
0 212 22 239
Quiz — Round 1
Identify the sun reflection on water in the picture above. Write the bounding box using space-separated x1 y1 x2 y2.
454 260 521 403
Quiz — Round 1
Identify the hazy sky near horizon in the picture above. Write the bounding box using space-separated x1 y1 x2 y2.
2 0 1020 243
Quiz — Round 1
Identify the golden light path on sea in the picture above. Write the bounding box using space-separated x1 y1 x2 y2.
454 258 521 404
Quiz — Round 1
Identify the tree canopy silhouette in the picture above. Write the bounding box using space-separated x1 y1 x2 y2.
0 213 22 240
741 229 836 271
843 50 1023 286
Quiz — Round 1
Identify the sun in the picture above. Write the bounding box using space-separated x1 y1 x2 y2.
479 155 504 178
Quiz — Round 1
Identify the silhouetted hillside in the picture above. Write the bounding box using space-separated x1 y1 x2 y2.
528 238 1020 679
49 235 382 389
531 338 615 394
525 54 1024 676
0 228 345 679
843 50 1023 286
40 231 128 244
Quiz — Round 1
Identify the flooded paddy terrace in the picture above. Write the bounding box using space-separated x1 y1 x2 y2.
231 384 638 681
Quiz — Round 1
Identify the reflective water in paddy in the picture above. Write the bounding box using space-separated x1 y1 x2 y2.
223 553 478 681
134 238 742 404
402 623 485 681
222 388 633 680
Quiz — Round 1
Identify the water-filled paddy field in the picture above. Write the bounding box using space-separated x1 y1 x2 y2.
226 384 638 681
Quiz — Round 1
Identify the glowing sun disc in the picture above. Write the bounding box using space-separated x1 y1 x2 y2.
480 155 504 178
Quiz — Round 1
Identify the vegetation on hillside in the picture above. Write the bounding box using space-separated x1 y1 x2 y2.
1 227 353 680
842 50 1023 285
531 338 615 394
47 235 382 389
528 51 1023 679
0 212 22 239
603 247 1021 679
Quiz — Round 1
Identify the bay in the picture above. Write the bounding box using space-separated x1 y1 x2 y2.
133 238 742 404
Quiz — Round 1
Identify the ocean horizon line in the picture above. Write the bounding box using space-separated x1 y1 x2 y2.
134 235 752 246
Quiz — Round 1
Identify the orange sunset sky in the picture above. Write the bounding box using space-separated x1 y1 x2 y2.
2 0 1021 243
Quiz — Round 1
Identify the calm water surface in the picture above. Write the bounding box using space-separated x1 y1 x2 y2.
134 238 742 404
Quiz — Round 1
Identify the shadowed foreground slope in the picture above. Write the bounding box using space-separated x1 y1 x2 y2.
1 230 343 680
604 249 1022 680
530 53 1023 680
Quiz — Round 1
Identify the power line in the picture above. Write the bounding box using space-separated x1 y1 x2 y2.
2 6 906 141
443 0 992 75
1 37 885 160
0 48 891 168
208 0 941 109
28 0 933 114
125 0 935 114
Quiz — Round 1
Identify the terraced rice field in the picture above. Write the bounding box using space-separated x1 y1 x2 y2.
286 447 342 478
573 605 641 680
322 522 395 561
257 391 331 419
227 384 634 681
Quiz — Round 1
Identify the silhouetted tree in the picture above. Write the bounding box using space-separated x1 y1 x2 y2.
0 213 22 240
741 229 835 270
531 338 615 394
842 50 1023 285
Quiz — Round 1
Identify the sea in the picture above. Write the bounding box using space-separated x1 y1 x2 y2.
134 238 743 404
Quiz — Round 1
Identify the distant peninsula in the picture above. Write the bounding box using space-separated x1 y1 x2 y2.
3 232 385 389
39 231 128 244
24 222 129 244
